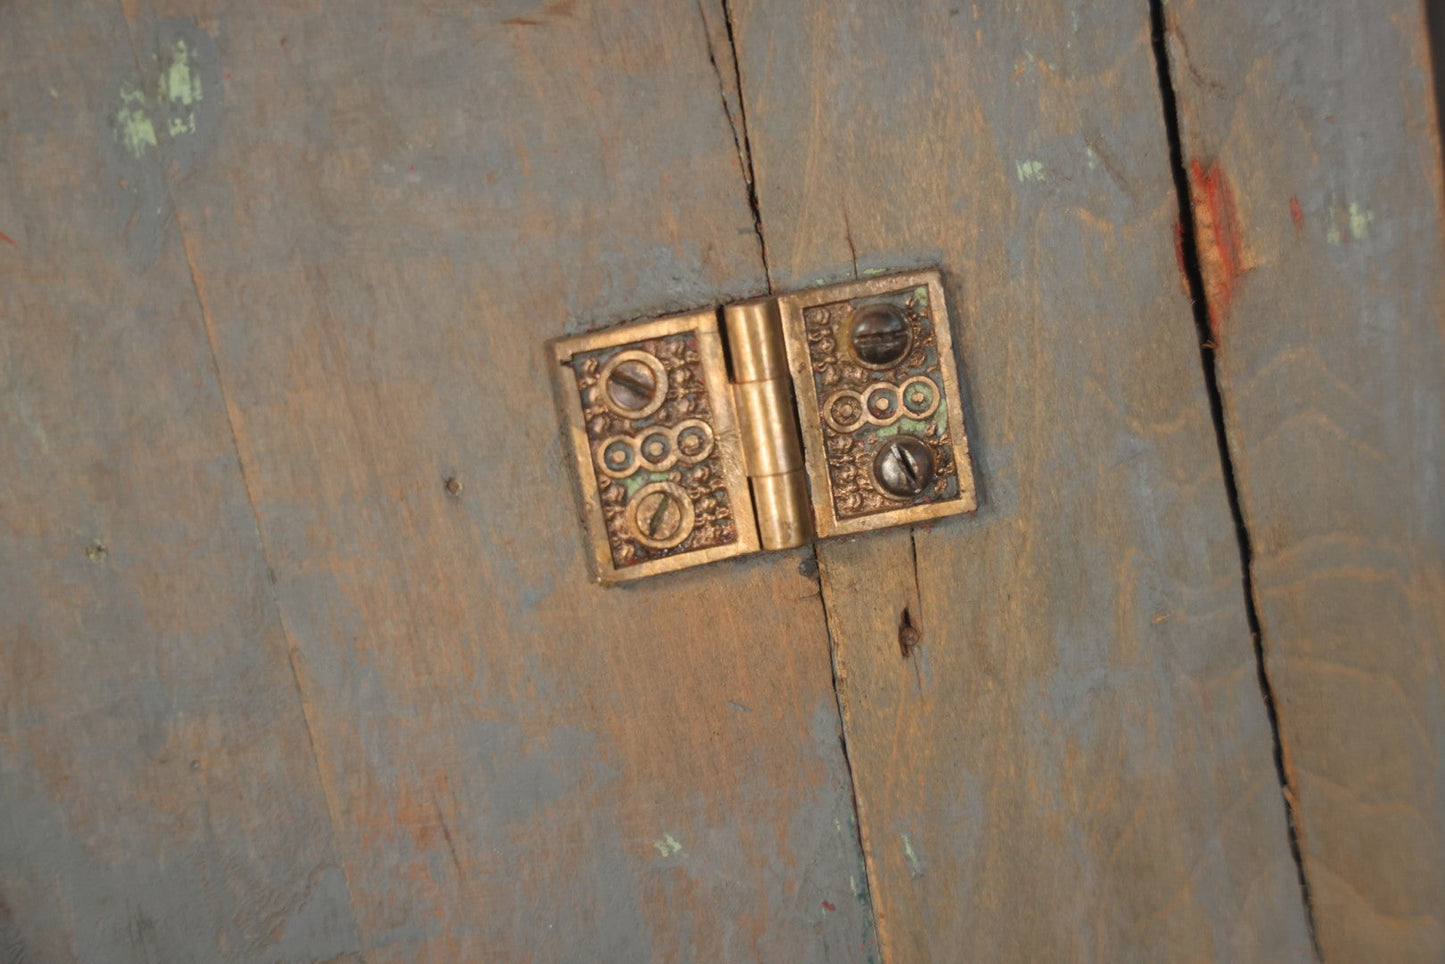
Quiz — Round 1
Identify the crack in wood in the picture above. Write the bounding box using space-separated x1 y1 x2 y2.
1149 3 1323 957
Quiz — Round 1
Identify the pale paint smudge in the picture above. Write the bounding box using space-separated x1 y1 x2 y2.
1015 159 1045 183
900 831 923 879
162 39 202 107
116 84 157 159
114 38 203 159
1325 195 1375 245
1348 203 1374 241
652 833 682 857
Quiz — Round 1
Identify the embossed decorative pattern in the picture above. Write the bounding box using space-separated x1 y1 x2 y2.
801 285 962 519
569 332 738 568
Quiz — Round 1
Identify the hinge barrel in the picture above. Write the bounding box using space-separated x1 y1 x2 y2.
723 300 812 550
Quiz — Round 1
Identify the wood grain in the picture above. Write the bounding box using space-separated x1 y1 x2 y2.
0 5 361 962
98 0 875 960
1165 1 1445 959
727 0 1316 958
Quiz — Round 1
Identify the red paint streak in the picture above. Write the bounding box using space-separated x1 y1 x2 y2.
1187 160 1245 342
0 231 14 247
409 164 416 172
822 901 837 912
1289 196 1304 229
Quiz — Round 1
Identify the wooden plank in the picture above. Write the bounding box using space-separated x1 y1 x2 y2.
1163 1 1445 959
0 5 361 962
113 1 878 960
728 0 1316 958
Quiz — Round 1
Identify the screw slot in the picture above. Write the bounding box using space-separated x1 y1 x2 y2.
847 304 912 368
598 350 668 419
873 435 935 498
607 359 657 410
627 481 696 549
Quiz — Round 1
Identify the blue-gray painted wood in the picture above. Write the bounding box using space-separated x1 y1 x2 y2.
1168 0 1445 959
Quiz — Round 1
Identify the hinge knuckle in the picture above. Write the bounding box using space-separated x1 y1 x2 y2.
723 300 812 550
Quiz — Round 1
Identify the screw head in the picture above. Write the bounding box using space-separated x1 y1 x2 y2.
627 481 696 549
847 304 912 368
606 358 658 411
598 350 668 419
873 435 935 498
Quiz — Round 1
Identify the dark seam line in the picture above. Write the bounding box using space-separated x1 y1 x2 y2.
1147 2 1323 957
815 547 884 958
704 3 879 947
719 0 770 286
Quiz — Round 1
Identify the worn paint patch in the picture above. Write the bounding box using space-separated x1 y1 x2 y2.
900 832 923 879
1323 198 1375 245
113 39 206 158
1324 196 1376 244
1348 203 1374 240
162 39 203 107
1015 159 1045 183
1187 160 1247 341
651 833 682 857
102 22 222 268
115 85 158 159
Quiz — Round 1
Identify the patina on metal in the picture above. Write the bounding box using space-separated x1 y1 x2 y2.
552 268 977 583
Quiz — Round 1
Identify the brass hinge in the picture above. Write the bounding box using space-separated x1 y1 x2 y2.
553 268 977 584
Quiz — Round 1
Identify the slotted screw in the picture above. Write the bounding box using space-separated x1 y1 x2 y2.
605 358 658 412
873 435 935 498
848 304 912 367
635 487 685 542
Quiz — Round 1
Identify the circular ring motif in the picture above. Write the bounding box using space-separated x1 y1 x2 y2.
823 389 869 433
673 419 715 465
598 349 668 419
597 435 639 479
899 375 941 420
822 376 942 433
638 431 672 471
864 383 900 422
592 419 717 478
627 481 695 549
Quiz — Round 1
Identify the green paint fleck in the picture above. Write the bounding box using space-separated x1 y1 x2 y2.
652 833 682 857
1348 202 1374 241
861 267 889 277
1015 159 1045 183
913 285 928 306
161 39 203 107
169 113 196 137
900 414 943 435
115 84 157 158
901 832 922 879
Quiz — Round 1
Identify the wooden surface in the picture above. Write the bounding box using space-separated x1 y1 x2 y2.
0 0 1439 961
2 2 875 961
730 0 1313 959
1166 1 1445 960
0 6 363 962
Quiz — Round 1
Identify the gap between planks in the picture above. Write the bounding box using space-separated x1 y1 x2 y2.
1148 0 1324 957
